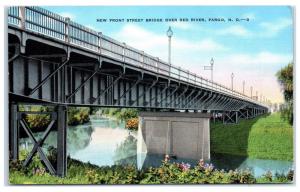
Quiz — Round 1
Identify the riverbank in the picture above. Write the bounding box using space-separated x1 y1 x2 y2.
210 112 293 161
9 157 293 184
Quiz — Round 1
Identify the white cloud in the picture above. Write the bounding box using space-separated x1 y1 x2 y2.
109 23 291 103
259 18 292 37
59 12 76 20
113 24 227 62
221 51 292 67
169 22 192 30
217 25 252 37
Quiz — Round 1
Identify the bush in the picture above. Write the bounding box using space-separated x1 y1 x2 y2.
9 155 294 184
125 118 139 131
100 108 139 122
68 107 90 125
24 106 51 131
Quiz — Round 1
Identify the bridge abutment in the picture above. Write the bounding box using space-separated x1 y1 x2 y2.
138 112 211 161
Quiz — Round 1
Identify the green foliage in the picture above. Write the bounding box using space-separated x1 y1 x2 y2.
276 63 293 101
67 107 90 126
9 154 293 184
276 63 293 124
19 105 91 131
9 156 293 184
125 118 139 131
23 106 51 131
100 108 138 121
85 165 139 184
211 113 293 161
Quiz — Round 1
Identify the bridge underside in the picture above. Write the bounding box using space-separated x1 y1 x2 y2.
8 29 266 112
8 26 268 177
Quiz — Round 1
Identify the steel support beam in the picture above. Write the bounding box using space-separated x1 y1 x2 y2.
93 73 123 104
167 86 188 107
132 79 158 106
182 90 202 109
57 105 67 177
28 54 70 96
223 111 238 124
9 104 19 160
66 63 100 102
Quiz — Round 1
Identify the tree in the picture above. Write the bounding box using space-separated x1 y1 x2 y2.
276 62 293 124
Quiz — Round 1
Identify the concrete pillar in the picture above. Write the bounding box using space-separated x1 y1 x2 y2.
138 112 211 160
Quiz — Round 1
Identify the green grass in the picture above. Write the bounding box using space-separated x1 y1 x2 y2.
211 112 293 161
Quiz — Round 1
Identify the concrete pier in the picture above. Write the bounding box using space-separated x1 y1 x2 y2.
138 112 211 161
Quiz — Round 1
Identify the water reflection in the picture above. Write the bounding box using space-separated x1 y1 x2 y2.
114 134 137 165
67 124 94 154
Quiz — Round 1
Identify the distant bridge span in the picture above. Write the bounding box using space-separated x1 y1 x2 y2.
8 6 268 177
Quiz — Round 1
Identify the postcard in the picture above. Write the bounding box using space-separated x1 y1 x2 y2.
7 5 294 185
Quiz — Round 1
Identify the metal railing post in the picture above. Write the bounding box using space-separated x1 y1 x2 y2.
122 43 126 62
98 32 102 54
156 57 159 73
142 51 145 68
19 6 25 29
64 17 70 43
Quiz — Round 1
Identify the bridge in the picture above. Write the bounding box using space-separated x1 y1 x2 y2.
7 6 268 177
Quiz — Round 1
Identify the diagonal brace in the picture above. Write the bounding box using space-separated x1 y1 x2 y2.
20 119 56 175
28 56 70 96
66 65 100 101
93 74 123 104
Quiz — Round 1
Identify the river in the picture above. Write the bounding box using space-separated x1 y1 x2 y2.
19 116 293 178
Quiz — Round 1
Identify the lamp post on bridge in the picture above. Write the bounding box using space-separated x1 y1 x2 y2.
243 80 245 95
166 26 173 65
204 58 214 82
256 91 258 101
231 73 234 91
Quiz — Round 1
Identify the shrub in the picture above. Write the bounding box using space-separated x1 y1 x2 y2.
10 153 293 184
24 106 51 131
125 118 139 131
68 107 90 125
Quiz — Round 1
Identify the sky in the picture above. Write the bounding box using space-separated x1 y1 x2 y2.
44 6 294 103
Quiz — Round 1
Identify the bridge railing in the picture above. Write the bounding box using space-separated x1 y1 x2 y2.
8 6 266 107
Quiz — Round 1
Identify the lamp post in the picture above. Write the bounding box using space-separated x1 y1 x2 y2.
210 58 214 82
250 86 253 98
242 80 245 94
204 57 214 82
256 91 258 101
166 26 173 65
231 73 234 90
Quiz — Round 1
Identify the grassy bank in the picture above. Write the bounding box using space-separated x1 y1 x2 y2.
211 112 293 161
9 158 293 184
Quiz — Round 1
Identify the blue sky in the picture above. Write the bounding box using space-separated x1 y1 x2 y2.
44 6 293 103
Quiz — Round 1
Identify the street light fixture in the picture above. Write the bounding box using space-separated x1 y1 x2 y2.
231 73 234 90
166 26 173 65
204 57 214 82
